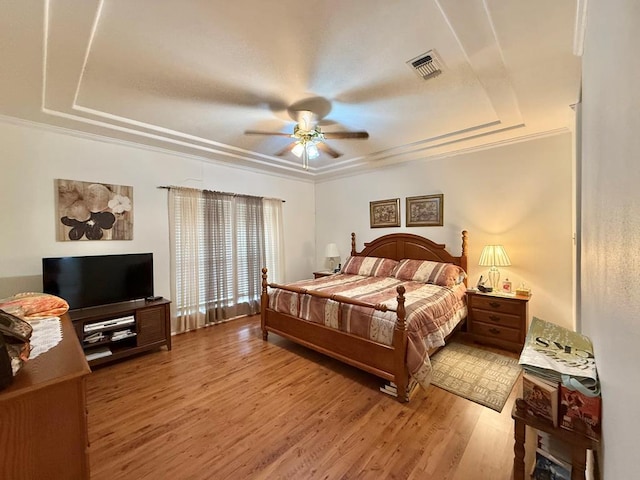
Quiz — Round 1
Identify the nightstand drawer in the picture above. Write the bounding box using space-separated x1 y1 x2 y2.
471 296 522 315
313 271 334 279
472 322 521 344
470 309 521 329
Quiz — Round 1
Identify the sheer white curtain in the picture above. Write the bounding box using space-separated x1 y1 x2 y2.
262 198 285 284
169 188 283 334
169 187 204 333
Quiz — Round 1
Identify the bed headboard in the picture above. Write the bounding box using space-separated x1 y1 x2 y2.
350 231 468 274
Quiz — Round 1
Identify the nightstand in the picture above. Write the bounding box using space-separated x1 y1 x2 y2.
466 290 530 352
313 270 334 279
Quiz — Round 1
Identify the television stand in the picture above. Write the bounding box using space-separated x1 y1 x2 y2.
69 298 171 367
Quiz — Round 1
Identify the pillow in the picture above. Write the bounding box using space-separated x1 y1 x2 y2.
0 292 70 319
340 256 399 278
437 264 467 287
391 259 466 287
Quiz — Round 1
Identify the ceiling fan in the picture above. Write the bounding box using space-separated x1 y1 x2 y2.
244 109 369 170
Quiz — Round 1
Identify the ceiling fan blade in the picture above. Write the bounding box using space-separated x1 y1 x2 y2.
244 130 292 137
323 131 369 139
274 143 295 157
317 142 342 158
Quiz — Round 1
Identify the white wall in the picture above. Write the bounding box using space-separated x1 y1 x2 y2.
315 133 575 330
581 1 640 477
0 119 315 301
0 117 575 332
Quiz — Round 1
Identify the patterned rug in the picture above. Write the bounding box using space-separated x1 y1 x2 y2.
430 342 522 412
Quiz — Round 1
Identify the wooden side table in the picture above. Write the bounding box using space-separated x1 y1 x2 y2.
466 290 530 352
512 398 600 480
313 270 334 279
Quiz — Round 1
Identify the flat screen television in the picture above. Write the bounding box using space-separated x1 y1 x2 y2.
42 253 154 310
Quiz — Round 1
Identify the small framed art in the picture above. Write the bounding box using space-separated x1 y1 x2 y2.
502 280 512 293
369 198 401 228
406 194 443 227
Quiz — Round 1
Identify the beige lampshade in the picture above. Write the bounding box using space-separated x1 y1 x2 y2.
478 245 511 267
325 243 340 258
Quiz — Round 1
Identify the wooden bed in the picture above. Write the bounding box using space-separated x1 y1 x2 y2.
260 231 468 402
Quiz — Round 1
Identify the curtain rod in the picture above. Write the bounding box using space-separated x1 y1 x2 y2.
157 185 285 203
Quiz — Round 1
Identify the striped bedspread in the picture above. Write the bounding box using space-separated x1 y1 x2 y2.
268 274 467 387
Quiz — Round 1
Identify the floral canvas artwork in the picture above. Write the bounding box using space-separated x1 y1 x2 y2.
55 179 133 241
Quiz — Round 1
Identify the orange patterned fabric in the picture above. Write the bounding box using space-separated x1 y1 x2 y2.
0 292 69 319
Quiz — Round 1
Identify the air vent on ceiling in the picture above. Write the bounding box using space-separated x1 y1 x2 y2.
407 50 442 80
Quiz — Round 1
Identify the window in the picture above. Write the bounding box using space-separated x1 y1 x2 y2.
169 188 283 333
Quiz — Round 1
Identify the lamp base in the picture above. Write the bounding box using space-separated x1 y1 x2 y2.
487 267 500 290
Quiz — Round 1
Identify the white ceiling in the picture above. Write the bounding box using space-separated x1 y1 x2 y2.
0 0 581 181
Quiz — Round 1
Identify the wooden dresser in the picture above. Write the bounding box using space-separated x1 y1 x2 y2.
0 314 91 479
467 290 530 352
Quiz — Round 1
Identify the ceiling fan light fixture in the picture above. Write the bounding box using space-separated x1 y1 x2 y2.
291 140 320 162
307 143 320 160
244 103 368 169
291 142 305 157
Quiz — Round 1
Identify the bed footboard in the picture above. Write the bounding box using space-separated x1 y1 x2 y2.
260 268 411 402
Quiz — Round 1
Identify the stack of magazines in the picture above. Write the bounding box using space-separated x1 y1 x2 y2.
519 317 599 395
519 317 601 441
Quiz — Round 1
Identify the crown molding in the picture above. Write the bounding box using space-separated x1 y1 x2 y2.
573 0 588 56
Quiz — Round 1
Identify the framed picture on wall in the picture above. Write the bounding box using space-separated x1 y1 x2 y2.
406 194 443 227
55 179 133 241
369 198 401 228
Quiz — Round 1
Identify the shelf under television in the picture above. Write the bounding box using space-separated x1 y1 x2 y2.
86 339 168 367
83 334 137 349
69 298 172 368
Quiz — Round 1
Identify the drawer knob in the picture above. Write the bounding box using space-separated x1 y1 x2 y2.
489 327 500 335
489 315 500 322
489 301 501 308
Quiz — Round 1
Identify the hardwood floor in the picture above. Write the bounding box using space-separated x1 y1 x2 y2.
86 315 520 479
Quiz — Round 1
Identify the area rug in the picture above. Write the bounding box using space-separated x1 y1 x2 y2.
430 342 522 412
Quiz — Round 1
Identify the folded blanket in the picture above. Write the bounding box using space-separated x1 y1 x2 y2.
0 292 69 319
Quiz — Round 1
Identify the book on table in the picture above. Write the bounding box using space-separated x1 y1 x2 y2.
518 316 602 439
522 371 559 427
536 431 572 467
532 447 571 480
559 383 601 439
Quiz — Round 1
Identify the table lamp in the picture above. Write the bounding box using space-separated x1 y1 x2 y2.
325 243 340 272
478 245 511 290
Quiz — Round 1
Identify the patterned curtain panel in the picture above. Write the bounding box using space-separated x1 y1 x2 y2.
168 188 281 334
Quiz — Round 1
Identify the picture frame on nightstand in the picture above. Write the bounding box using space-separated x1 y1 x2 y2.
502 280 512 293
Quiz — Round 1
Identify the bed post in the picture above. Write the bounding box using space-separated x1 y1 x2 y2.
393 285 409 403
460 230 468 282
261 267 269 340
350 232 356 256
